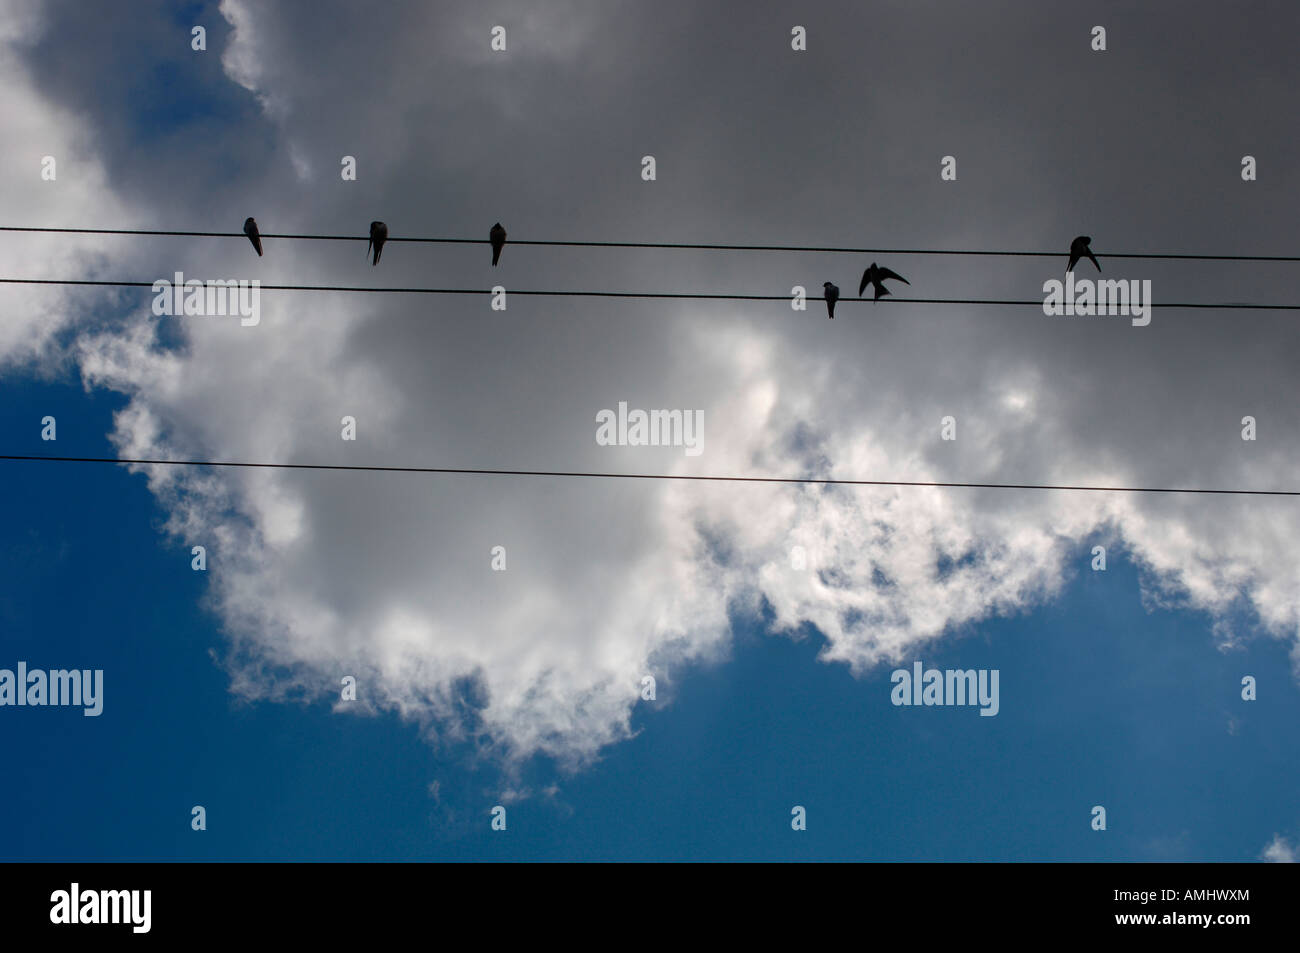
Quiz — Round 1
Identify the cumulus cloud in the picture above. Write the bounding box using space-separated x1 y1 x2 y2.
5 0 1300 772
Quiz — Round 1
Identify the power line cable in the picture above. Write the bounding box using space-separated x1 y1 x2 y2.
0 453 1295 497
1 278 1297 310
1 226 1298 262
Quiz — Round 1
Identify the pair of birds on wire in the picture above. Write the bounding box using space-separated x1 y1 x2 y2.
240 218 509 266
821 263 910 318
819 236 1100 317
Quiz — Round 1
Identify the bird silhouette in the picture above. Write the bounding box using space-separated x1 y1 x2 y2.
823 281 839 318
243 217 262 257
490 222 507 266
858 263 909 301
1066 235 1100 274
367 221 388 266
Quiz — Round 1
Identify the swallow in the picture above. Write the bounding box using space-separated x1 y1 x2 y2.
823 282 839 318
858 263 909 301
490 222 507 266
367 221 388 266
1066 235 1100 275
243 217 263 257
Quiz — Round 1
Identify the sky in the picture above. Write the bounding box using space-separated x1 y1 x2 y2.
0 0 1298 861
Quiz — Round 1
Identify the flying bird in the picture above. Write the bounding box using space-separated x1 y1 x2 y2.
490 222 507 266
1066 235 1100 274
823 281 839 318
367 221 388 266
858 263 909 301
243 217 262 257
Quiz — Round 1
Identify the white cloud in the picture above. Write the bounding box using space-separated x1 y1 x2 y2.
1261 834 1296 863
0 14 135 370
71 302 1300 766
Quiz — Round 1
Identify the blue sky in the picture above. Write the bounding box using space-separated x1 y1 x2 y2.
2 0 1299 862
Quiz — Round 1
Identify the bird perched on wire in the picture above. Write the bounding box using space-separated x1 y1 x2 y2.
367 221 388 266
858 263 909 301
243 217 262 257
823 281 840 318
490 222 507 266
1066 235 1100 274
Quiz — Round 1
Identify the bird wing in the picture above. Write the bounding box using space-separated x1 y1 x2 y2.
1087 251 1100 271
858 270 871 297
877 267 909 284
1066 252 1080 274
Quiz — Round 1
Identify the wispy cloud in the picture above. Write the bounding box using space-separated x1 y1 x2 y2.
1261 834 1297 863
